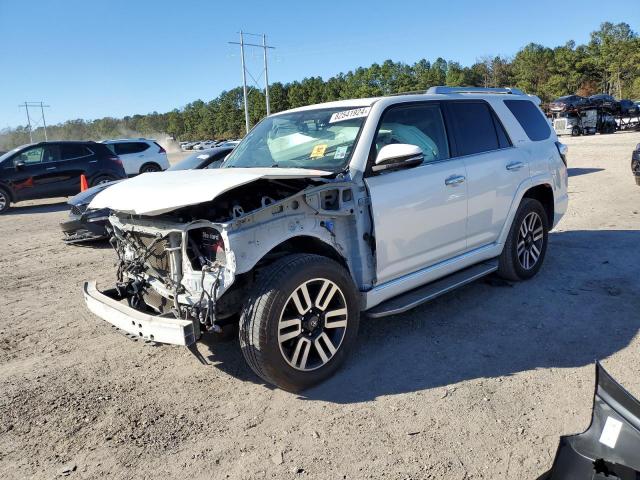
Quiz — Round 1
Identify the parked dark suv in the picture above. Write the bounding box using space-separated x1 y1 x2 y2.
0 141 126 213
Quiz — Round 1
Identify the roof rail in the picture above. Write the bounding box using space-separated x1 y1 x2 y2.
427 86 526 95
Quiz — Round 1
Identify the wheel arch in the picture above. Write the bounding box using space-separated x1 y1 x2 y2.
0 183 15 202
523 183 554 225
497 178 555 246
254 235 350 272
139 161 161 173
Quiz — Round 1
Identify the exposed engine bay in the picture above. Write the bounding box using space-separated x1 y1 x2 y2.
102 175 370 340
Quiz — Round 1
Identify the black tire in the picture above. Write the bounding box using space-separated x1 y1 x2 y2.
497 198 549 282
90 175 116 187
240 254 360 392
571 126 580 137
0 187 11 214
140 163 161 173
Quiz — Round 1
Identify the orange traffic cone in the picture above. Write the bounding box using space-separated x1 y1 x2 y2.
80 174 88 192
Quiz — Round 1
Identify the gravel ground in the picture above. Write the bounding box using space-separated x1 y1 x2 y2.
1 132 639 479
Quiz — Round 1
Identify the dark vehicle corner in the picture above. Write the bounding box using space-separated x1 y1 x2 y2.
0 141 126 214
539 362 640 479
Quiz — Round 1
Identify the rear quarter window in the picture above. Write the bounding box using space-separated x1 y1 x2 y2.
114 142 149 155
504 100 551 141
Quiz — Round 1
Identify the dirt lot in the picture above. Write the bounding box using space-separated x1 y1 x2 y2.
1 132 639 479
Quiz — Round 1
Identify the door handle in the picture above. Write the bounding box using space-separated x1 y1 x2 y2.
445 175 466 186
46 167 57 171
88 160 98 163
506 161 525 171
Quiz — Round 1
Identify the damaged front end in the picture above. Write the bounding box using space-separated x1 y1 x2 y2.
539 362 640 479
82 166 364 346
84 215 234 345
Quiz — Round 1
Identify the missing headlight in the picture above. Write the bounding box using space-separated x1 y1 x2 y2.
187 227 225 269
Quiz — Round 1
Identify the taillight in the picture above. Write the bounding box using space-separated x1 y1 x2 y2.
555 141 568 166
107 155 123 167
154 142 166 154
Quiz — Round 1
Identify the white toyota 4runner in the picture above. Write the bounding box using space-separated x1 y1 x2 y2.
84 86 568 391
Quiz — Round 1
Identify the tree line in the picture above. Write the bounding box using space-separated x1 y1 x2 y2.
2 22 639 150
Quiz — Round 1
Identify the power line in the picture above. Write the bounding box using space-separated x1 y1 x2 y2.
229 31 275 134
18 101 50 142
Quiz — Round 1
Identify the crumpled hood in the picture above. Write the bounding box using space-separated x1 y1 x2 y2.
88 167 332 216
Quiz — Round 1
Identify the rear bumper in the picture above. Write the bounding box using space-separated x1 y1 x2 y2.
83 281 197 346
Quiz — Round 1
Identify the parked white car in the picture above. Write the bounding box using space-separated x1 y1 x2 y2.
101 139 170 176
85 86 568 391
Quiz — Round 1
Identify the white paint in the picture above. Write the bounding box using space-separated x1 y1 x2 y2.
599 416 623 449
88 167 331 216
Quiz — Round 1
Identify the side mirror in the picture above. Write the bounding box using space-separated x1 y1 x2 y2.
372 144 424 173
14 160 25 170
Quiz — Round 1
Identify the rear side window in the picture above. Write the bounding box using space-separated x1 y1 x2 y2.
60 144 92 160
446 102 505 156
114 142 149 155
504 100 551 141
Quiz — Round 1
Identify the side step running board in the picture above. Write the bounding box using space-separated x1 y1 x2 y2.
366 260 498 318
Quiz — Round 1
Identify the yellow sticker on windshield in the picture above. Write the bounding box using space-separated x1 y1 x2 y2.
310 144 327 158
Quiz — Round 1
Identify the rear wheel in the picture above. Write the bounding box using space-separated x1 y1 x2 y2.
140 163 161 173
571 126 580 136
0 187 11 214
240 254 359 391
90 175 116 187
497 198 549 281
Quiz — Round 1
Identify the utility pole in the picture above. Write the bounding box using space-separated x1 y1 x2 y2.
229 32 275 134
263 33 271 115
19 101 50 142
239 31 250 135
40 101 48 140
22 102 33 143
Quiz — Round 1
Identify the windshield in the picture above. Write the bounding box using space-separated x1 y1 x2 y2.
223 107 369 171
167 151 211 171
0 145 29 164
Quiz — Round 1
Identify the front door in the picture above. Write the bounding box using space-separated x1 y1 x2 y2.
10 144 64 200
364 102 468 286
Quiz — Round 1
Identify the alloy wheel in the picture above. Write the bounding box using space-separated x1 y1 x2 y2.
277 278 348 371
0 192 7 211
517 212 544 270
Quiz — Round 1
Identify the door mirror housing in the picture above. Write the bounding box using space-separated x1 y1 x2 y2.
14 159 25 170
373 144 424 173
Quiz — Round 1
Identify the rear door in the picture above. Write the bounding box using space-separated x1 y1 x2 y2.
112 142 150 175
56 143 96 195
364 102 468 285
444 100 528 250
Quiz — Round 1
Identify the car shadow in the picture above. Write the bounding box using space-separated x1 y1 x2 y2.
199 229 640 403
4 200 69 215
568 167 604 177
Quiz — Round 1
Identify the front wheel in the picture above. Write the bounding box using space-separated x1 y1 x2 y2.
90 175 116 187
497 198 549 281
240 254 360 391
0 187 11 214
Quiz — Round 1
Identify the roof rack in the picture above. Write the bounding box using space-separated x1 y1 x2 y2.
427 86 526 95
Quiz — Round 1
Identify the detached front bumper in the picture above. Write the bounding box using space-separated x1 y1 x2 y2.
83 281 197 346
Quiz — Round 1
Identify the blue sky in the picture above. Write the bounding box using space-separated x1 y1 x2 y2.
1 0 639 129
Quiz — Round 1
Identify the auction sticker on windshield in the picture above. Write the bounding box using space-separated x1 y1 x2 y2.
310 144 327 158
329 107 371 123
